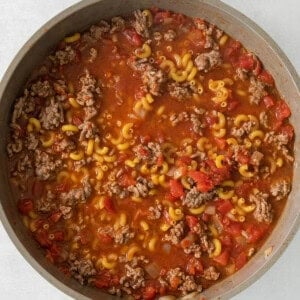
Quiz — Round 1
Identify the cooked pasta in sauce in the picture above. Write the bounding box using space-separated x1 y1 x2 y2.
7 8 294 299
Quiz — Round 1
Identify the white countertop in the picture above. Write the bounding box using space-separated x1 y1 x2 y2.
0 0 299 299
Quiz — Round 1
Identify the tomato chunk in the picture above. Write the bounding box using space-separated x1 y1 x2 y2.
169 179 184 198
189 171 214 192
258 70 274 85
246 224 268 243
143 286 157 300
186 257 204 275
216 200 233 215
123 28 142 46
186 215 199 232
214 249 230 266
275 99 291 121
18 198 33 215
103 197 116 213
235 251 247 270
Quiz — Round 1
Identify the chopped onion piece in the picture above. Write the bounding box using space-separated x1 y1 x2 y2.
145 262 160 279
205 205 216 215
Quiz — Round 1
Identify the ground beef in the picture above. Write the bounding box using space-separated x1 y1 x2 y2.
114 225 135 244
165 268 202 295
25 133 39 151
148 202 163 220
249 77 267 105
52 46 76 66
36 190 56 213
183 243 202 258
120 263 145 290
169 111 189 126
30 80 53 98
250 191 273 223
202 266 220 281
53 138 75 153
110 16 125 33
168 82 193 101
153 31 162 44
39 98 64 130
69 257 96 285
270 180 291 201
259 111 269 128
60 176 92 206
107 181 129 199
236 67 248 81
88 48 98 63
231 121 256 138
163 221 185 245
194 50 222 72
250 151 264 166
190 113 203 135
87 21 110 41
132 9 149 38
127 176 153 198
264 131 289 149
7 137 23 157
182 187 215 208
16 154 32 174
78 121 98 141
199 234 215 255
134 142 162 164
59 205 72 219
11 90 35 124
76 70 101 106
34 150 62 180
142 64 166 96
83 106 97 120
164 29 176 41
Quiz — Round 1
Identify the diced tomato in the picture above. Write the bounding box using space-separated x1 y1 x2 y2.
79 229 90 245
35 229 52 248
52 230 64 242
97 232 113 244
169 179 184 198
153 11 171 24
223 40 242 64
235 251 247 270
235 182 253 198
170 276 181 289
186 215 199 232
18 198 33 215
205 159 231 186
253 56 262 76
156 154 164 166
143 286 157 300
72 115 83 126
180 237 192 249
201 213 210 223
214 138 226 150
94 272 119 289
119 173 136 187
176 156 192 167
46 243 61 263
274 99 291 121
49 211 62 223
227 98 240 112
103 197 116 213
235 148 250 165
278 124 294 140
239 53 255 70
186 257 204 275
189 171 214 193
32 180 44 198
213 249 230 266
263 95 275 108
226 222 242 237
123 28 142 46
258 70 274 85
220 234 233 247
246 224 268 243
216 200 233 215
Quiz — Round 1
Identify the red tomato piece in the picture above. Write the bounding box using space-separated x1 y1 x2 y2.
153 11 171 24
239 53 255 70
263 95 275 108
235 251 247 270
72 115 83 126
54 181 70 194
18 198 33 215
258 70 274 85
227 98 240 111
275 99 291 121
157 154 164 166
278 124 294 140
216 200 233 215
46 244 61 263
169 179 184 198
226 222 242 237
52 230 64 242
186 215 199 232
220 234 233 247
119 173 136 187
143 286 157 300
49 211 62 223
213 249 230 266
32 180 44 198
223 40 242 64
246 224 268 243
97 232 113 244
35 229 52 248
214 138 226 150
123 28 142 46
103 197 116 213
189 171 214 193
186 257 204 275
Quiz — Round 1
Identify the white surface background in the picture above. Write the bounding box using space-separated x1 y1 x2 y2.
0 0 299 299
